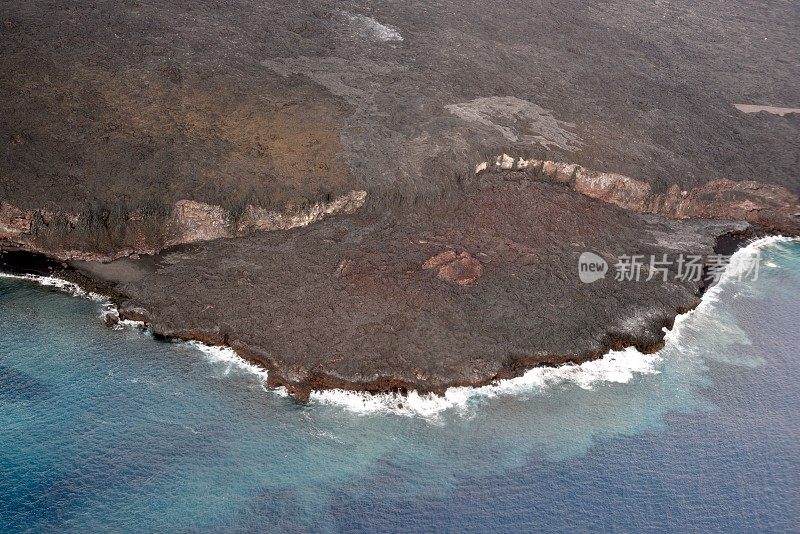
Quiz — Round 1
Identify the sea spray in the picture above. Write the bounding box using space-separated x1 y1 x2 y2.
0 271 274 390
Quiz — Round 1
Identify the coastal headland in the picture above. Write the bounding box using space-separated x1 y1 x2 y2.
2 0 798 398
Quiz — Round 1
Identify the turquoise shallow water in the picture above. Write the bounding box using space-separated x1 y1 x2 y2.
1 240 798 532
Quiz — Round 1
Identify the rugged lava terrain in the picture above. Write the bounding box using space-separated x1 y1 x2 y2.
1 0 798 396
87 176 749 398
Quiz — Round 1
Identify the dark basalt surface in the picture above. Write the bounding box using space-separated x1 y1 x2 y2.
2 0 798 217
73 177 747 398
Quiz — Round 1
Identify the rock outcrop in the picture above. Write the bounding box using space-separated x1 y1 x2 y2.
476 155 800 235
0 191 367 260
0 202 32 239
169 201 231 245
423 250 483 287
167 191 367 246
235 191 367 235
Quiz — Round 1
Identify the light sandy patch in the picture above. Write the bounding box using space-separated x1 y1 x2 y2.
734 104 800 116
345 13 402 42
446 96 582 151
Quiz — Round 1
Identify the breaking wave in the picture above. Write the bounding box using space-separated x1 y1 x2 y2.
310 348 661 418
0 272 107 302
185 341 278 393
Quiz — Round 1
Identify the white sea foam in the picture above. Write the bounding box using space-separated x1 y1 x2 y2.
0 271 145 328
687 235 792 308
185 341 272 389
310 348 662 418
116 317 147 329
0 269 279 392
0 271 107 302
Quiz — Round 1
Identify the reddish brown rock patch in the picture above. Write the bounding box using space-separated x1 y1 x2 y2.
423 250 483 286
422 250 458 270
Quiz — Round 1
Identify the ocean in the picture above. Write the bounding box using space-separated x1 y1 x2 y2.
1 238 798 532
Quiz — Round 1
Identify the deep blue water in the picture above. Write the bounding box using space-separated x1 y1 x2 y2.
1 240 798 532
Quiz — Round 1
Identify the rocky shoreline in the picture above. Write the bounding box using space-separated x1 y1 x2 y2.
2 177 790 401
0 247 680 401
0 226 776 401
2 151 797 401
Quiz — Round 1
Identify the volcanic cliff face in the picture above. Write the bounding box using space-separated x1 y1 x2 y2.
4 151 797 262
0 202 31 239
477 156 800 235
0 191 366 260
168 191 368 247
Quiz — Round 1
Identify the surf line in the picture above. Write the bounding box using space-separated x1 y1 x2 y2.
1 236 795 418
